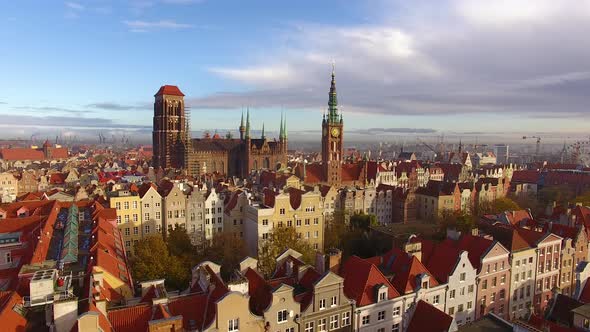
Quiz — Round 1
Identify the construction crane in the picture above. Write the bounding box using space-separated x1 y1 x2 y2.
417 137 438 160
522 136 541 158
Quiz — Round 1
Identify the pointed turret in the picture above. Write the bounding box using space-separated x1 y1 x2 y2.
328 63 339 124
239 109 246 140
283 113 287 139
279 112 284 139
245 107 251 139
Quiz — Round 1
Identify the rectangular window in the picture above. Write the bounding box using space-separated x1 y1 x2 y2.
393 306 401 316
342 312 350 326
228 318 239 332
305 322 314 332
278 310 288 323
377 310 385 321
329 315 339 330
319 299 326 310
144 225 150 234
450 290 455 299
361 315 370 326
460 272 466 281
331 296 337 306
392 323 400 332
318 318 326 332
448 307 454 315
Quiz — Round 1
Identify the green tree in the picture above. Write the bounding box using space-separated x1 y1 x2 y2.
538 185 576 207
203 231 248 280
166 227 197 259
131 235 169 282
131 234 192 291
324 210 348 249
492 198 521 213
258 226 315 278
349 213 378 230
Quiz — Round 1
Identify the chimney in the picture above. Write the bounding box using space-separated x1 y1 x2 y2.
315 252 326 274
404 235 422 262
326 248 342 273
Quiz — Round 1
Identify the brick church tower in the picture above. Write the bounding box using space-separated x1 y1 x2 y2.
152 85 186 169
321 65 344 185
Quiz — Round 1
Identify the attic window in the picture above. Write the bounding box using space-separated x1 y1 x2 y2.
378 288 387 302
422 281 429 289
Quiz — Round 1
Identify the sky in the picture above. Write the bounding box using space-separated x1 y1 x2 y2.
1 0 590 143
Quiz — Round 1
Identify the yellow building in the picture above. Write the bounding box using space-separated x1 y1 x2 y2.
109 189 142 254
243 186 325 256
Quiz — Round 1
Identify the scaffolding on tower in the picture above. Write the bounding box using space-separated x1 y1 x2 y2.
184 106 193 175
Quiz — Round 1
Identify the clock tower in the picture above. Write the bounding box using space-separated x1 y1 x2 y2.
322 65 344 185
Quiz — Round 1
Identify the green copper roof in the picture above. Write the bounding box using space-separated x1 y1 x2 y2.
328 64 339 124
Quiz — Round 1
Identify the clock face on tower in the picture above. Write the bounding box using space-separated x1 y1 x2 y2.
331 127 340 138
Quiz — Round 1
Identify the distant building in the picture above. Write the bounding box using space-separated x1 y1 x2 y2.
152 85 288 177
495 144 510 164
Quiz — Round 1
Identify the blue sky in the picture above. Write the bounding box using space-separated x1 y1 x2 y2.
1 0 590 142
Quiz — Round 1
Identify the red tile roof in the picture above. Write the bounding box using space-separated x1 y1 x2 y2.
0 291 27 331
511 170 541 183
341 163 363 182
450 234 496 271
406 300 453 332
0 148 44 161
340 256 400 306
154 85 185 97
108 304 152 332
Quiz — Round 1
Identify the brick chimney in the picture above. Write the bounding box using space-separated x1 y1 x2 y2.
326 248 342 273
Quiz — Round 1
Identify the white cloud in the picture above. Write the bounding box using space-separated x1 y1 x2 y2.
454 0 590 26
196 0 590 120
123 20 194 30
209 65 295 86
65 2 84 11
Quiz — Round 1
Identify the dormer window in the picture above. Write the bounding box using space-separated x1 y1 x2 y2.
375 284 388 302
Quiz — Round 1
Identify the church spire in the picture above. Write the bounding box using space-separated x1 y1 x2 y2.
239 109 246 140
245 107 251 139
328 62 339 124
279 111 284 139
284 113 287 139
261 122 265 140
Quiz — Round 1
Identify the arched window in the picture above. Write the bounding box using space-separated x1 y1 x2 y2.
263 158 270 169
253 160 258 170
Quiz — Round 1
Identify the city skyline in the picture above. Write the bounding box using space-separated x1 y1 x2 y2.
1 0 590 140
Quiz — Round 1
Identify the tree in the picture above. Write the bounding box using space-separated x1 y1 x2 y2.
258 226 315 278
131 235 169 282
492 198 521 213
324 210 348 249
131 234 192 291
538 185 576 207
167 227 198 260
349 213 378 230
203 231 248 280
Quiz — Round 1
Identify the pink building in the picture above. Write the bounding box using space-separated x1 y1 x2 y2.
445 233 511 320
